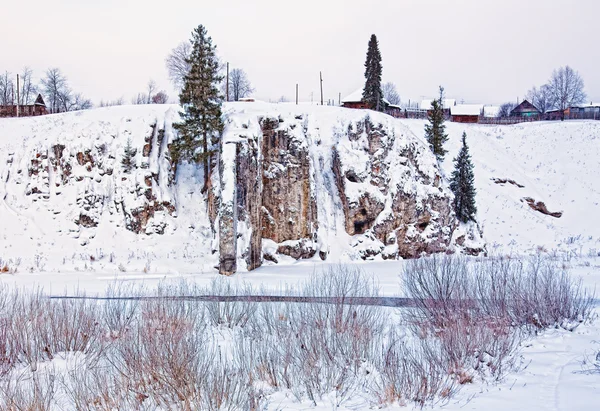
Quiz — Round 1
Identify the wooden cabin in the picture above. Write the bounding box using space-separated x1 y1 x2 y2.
0 94 48 118
341 88 372 109
510 100 541 118
450 104 482 123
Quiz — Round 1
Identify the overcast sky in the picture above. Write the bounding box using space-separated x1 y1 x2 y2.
4 0 599 106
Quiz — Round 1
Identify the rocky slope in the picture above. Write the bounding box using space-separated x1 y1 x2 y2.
216 103 468 274
0 103 477 275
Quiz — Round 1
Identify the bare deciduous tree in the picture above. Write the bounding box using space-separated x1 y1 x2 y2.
66 93 93 111
151 91 169 104
132 80 168 104
41 68 91 113
145 80 157 104
497 102 516 118
165 41 192 90
41 68 69 113
0 71 14 106
19 67 37 105
225 68 254 101
547 65 586 119
382 82 401 105
526 84 555 114
99 97 125 107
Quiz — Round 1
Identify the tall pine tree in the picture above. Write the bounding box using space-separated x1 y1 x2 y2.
450 132 477 223
172 25 223 192
121 137 136 173
362 34 384 112
424 86 449 161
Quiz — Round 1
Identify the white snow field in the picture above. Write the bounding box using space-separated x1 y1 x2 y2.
0 104 599 410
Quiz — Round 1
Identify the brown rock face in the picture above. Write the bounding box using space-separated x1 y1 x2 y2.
235 136 262 271
215 110 466 274
260 117 317 245
333 118 457 259
523 197 562 218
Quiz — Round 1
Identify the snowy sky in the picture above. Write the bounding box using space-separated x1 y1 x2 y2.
3 0 599 106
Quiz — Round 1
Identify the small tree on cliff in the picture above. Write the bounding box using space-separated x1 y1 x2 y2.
362 34 384 111
425 86 448 161
172 24 223 192
450 132 477 223
121 138 136 173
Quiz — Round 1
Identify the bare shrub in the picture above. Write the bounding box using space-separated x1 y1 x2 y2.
374 330 456 406
238 266 385 405
402 255 474 327
103 282 141 338
111 290 210 407
405 255 594 332
60 363 141 410
0 368 57 410
401 254 594 392
204 279 257 328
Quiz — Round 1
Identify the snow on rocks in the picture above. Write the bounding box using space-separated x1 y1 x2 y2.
216 102 462 273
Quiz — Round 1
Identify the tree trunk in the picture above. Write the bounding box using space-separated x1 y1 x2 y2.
201 132 209 193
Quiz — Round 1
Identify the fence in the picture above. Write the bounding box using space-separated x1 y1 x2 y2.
383 109 600 124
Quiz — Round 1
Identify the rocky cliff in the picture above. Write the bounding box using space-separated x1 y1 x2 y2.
0 104 472 275
216 103 465 274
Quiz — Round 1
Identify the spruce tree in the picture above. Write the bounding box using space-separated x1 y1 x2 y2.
424 86 449 161
172 24 223 192
121 138 136 173
362 34 384 112
450 132 477 223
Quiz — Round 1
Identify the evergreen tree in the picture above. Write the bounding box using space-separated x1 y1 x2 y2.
362 34 384 112
172 25 223 192
450 132 477 223
121 138 136 173
424 86 449 161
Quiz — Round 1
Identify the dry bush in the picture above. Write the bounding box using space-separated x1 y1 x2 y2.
204 279 257 328
0 369 56 410
60 365 139 410
401 254 594 391
236 266 385 406
111 292 211 408
374 330 456 406
103 282 141 338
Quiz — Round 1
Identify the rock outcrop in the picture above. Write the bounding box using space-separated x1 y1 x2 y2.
2 107 179 247
216 105 465 274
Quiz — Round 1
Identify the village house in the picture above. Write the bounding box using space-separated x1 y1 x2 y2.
510 100 541 118
341 88 402 116
341 88 372 109
569 102 600 119
450 104 483 123
0 94 48 118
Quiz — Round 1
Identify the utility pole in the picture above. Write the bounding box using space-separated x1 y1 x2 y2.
338 92 341 106
16 74 20 117
319 71 323 106
226 62 229 102
296 83 298 105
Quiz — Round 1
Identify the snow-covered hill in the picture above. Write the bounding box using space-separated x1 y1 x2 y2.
0 104 598 274
404 119 600 255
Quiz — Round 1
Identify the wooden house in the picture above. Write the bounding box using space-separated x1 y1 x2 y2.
510 100 541 118
0 94 48 118
341 88 370 109
341 88 393 110
451 104 483 123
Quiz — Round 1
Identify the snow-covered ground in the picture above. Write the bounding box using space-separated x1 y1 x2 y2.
404 119 600 255
1 105 600 410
